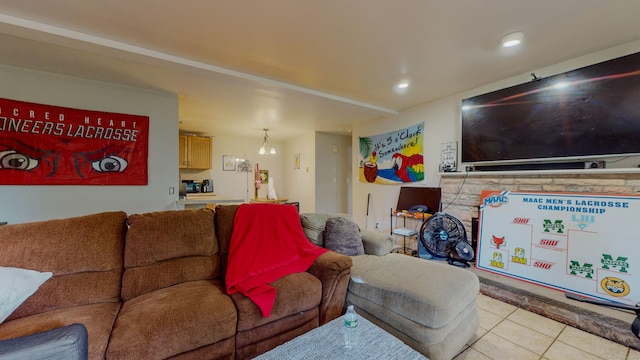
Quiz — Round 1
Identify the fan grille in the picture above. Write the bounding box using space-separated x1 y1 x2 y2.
420 213 468 258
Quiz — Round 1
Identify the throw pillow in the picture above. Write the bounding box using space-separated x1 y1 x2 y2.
323 217 364 256
0 266 53 323
300 213 354 246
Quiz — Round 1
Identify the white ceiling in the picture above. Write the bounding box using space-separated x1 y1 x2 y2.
0 0 639 141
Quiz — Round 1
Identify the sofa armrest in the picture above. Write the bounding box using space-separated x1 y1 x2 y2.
0 323 88 360
361 230 396 256
307 251 352 325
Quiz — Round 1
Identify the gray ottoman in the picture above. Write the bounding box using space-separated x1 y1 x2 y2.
299 212 479 360
347 253 479 360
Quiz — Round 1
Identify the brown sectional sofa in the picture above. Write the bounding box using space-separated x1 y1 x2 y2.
0 205 352 360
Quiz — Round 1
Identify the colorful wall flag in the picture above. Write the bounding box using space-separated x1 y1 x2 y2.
0 98 149 185
358 123 424 184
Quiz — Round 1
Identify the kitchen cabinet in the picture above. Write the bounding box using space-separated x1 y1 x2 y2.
179 135 212 169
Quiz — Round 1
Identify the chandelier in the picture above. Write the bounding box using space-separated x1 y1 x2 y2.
258 128 276 156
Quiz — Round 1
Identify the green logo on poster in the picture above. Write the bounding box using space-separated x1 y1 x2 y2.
569 261 593 278
601 254 629 273
543 219 564 234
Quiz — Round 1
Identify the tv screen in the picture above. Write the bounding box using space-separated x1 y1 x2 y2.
461 51 640 164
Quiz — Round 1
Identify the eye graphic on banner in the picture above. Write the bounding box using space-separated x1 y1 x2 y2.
0 98 149 185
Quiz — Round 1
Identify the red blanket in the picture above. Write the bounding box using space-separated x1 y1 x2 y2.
225 203 328 317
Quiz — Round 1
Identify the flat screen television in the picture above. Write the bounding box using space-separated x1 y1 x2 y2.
461 51 640 164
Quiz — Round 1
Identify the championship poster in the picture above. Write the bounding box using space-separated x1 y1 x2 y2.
0 98 148 185
358 123 424 184
477 190 640 306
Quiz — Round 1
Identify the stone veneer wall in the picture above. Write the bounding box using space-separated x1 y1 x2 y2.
439 170 640 241
437 170 640 349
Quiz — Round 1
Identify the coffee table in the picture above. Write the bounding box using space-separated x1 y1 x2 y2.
254 313 428 359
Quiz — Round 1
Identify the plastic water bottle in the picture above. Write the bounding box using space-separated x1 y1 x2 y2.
343 305 359 349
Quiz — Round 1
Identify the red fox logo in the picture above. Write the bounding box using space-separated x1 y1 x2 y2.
491 236 505 249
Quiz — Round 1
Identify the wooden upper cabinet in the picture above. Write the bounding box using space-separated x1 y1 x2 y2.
179 135 212 169
189 136 212 169
179 135 188 168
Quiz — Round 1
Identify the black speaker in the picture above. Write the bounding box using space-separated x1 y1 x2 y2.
471 217 478 261
472 161 586 171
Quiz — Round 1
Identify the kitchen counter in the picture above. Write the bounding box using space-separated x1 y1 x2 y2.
249 198 289 204
177 193 245 208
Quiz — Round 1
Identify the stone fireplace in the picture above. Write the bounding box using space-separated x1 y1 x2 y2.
439 170 640 349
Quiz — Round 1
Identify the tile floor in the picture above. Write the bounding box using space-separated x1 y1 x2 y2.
454 293 640 360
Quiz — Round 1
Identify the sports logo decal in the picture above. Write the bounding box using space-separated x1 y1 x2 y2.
543 219 564 234
491 235 506 249
481 191 509 208
569 261 594 279
601 254 629 273
601 277 630 297
512 247 527 265
490 252 505 269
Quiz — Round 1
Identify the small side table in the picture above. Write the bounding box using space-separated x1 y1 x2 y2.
392 227 418 256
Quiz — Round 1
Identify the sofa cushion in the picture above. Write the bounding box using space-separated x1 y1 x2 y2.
232 272 322 358
124 208 217 267
122 209 219 300
235 310 318 360
360 230 396 256
0 211 126 320
349 298 479 360
300 213 352 246
323 217 364 256
213 204 241 278
232 272 322 331
106 280 236 359
348 253 479 329
0 267 52 324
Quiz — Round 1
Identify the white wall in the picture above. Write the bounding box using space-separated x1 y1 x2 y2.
0 65 179 224
283 132 316 213
315 132 352 214
352 39 640 233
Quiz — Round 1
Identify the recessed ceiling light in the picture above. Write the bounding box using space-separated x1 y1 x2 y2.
501 32 524 48
396 80 410 89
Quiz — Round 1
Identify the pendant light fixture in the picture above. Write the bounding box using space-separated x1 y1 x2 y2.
258 128 276 156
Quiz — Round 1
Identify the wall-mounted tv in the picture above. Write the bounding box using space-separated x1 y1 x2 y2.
461 51 640 164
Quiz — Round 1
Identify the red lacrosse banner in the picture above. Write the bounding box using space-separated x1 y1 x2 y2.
0 98 148 185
